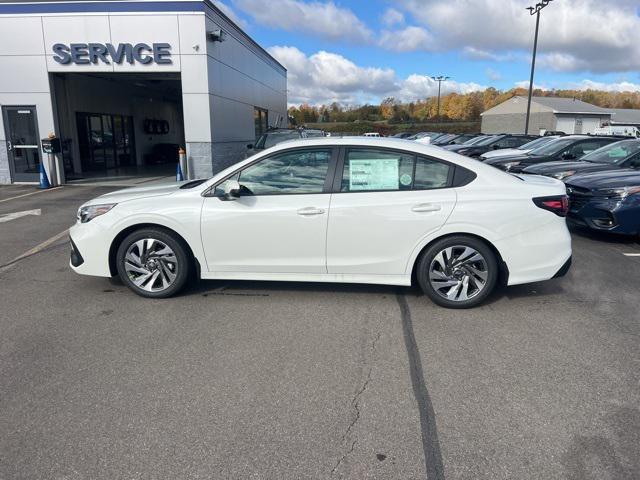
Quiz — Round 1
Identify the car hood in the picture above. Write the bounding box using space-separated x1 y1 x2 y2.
84 181 185 206
523 161 614 175
566 169 640 190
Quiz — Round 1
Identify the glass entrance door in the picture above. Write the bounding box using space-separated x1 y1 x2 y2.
2 106 41 182
77 112 135 175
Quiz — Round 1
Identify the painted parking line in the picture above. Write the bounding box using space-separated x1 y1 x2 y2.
0 186 62 204
623 253 640 257
0 228 69 274
0 208 41 223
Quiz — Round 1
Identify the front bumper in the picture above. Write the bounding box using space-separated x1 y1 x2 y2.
69 238 84 267
69 220 114 277
567 197 639 236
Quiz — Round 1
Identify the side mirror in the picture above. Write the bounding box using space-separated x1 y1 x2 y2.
562 152 576 160
224 180 241 200
492 144 500 150
246 144 254 150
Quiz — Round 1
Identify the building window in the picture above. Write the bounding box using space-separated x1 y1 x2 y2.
254 107 268 140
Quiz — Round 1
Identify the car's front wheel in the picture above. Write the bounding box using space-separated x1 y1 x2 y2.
116 228 191 298
417 235 498 309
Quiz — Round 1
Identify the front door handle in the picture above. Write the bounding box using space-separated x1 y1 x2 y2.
297 207 325 216
412 203 441 213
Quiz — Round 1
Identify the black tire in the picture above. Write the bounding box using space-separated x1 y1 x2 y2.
116 228 192 298
416 235 498 309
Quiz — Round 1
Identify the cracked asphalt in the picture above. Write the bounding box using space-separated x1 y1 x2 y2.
1 184 639 479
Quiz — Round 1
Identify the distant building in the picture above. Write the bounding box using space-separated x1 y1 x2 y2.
607 109 640 127
481 96 612 135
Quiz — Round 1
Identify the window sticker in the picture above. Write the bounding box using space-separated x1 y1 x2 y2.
349 158 399 190
400 173 413 186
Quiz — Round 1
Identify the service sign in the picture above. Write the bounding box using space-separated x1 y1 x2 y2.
52 43 172 65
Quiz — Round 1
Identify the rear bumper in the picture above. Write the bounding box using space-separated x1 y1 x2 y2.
553 256 572 278
495 218 572 286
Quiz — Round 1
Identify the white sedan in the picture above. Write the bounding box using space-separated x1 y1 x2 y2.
70 137 572 308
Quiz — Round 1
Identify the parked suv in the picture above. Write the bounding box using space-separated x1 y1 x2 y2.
445 134 538 158
523 139 640 180
483 135 623 172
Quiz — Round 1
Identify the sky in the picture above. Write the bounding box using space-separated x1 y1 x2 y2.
213 0 640 106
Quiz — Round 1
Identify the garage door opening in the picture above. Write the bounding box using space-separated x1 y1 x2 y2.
50 72 185 183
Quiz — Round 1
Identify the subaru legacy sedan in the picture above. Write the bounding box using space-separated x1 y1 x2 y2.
70 138 572 309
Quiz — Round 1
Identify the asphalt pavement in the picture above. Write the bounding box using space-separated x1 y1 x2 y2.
0 184 638 479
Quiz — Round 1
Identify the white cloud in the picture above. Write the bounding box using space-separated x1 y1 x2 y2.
379 26 436 52
268 46 486 105
233 0 372 43
512 79 640 92
381 8 405 27
212 1 248 29
485 68 502 81
394 0 640 73
570 80 640 92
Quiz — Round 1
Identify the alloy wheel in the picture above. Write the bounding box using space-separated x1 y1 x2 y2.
429 245 489 302
124 238 178 292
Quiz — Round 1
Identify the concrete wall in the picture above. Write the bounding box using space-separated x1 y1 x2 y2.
481 112 556 135
0 2 287 183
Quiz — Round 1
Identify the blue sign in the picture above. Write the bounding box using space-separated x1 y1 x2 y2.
52 43 172 65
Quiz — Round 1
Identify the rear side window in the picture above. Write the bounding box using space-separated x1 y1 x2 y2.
414 157 451 189
340 149 452 192
341 149 414 192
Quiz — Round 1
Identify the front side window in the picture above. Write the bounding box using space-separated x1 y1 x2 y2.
221 149 331 196
341 149 451 192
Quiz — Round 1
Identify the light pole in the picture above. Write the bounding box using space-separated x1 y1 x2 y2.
431 75 450 123
524 0 553 134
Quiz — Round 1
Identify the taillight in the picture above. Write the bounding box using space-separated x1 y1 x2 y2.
533 195 569 217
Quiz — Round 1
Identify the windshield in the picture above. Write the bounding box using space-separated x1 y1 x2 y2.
474 135 501 146
463 136 488 145
256 131 301 149
580 140 640 164
518 136 555 151
451 135 475 144
433 134 456 144
530 138 577 156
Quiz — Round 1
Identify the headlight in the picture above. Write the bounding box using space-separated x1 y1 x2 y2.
551 170 576 180
77 203 117 223
502 161 521 171
595 186 640 199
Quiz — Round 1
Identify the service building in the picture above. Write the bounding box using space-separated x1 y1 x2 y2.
0 0 287 184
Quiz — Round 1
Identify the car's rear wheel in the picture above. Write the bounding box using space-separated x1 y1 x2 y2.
417 235 498 309
116 228 191 298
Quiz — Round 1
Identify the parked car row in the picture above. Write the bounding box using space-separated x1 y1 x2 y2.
443 134 640 237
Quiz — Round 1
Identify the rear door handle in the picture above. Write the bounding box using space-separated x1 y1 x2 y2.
297 207 325 216
412 203 441 213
